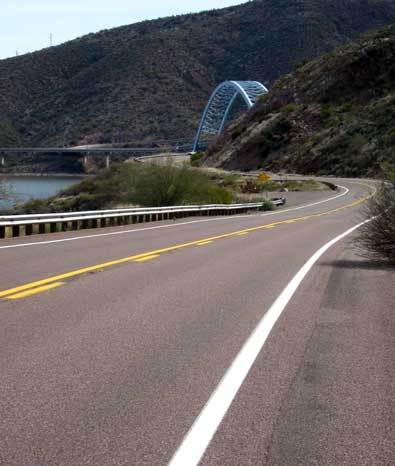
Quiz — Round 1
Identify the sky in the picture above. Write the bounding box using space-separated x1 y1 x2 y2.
0 0 247 59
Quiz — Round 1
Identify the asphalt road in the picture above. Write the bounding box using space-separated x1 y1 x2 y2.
0 180 393 466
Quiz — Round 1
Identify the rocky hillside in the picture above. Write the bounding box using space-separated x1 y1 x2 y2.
1 0 395 148
204 25 395 177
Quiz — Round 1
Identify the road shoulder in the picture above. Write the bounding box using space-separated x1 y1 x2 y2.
266 245 395 466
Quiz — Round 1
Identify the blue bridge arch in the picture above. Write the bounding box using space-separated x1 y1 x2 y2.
193 80 268 152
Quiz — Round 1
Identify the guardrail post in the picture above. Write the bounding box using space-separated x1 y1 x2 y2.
62 222 68 232
50 223 57 233
25 224 33 236
39 223 46 234
0 226 5 239
12 225 20 237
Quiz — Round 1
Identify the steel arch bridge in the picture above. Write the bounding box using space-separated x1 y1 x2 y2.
193 80 268 152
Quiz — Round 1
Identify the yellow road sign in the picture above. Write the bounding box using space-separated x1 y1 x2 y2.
259 172 271 182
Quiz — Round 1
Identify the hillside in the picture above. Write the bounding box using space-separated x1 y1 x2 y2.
1 0 395 149
203 25 395 177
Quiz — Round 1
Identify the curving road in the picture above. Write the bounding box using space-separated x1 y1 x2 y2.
0 179 393 466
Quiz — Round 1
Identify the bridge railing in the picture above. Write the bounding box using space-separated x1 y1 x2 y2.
0 200 285 239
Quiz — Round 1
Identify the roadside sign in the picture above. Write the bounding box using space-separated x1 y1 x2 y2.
259 172 271 182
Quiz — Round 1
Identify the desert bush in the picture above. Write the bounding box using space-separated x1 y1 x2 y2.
190 152 204 167
130 164 232 206
231 124 248 140
222 174 239 189
261 199 276 211
280 103 297 114
15 163 232 213
356 162 395 265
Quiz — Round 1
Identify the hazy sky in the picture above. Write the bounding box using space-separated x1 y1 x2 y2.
0 1 247 59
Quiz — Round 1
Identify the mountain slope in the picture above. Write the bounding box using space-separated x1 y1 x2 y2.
1 0 395 147
203 25 395 177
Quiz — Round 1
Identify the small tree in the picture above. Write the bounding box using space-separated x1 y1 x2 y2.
130 163 232 207
356 162 395 265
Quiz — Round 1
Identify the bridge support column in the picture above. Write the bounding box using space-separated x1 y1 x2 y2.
83 154 90 170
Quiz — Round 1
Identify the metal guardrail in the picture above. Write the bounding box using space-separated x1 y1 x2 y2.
0 145 195 156
0 200 285 239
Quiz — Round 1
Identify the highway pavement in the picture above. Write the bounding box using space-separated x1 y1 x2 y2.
0 179 393 466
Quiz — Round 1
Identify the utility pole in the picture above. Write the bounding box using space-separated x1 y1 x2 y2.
49 33 53 47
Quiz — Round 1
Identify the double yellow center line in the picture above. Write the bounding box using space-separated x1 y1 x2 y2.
0 194 371 300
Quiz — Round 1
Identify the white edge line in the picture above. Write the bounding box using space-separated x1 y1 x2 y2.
167 216 374 466
0 186 349 250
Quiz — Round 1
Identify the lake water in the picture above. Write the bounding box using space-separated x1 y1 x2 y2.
0 176 83 212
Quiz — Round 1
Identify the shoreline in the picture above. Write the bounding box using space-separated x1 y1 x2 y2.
0 173 91 178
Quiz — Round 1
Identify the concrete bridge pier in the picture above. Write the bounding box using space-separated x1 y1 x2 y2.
83 154 90 170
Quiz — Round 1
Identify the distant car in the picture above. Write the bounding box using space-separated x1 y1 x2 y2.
270 197 286 206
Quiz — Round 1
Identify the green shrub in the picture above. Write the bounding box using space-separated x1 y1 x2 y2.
258 94 269 103
340 102 354 113
190 152 204 166
231 124 248 140
17 163 233 213
320 103 334 122
222 174 239 189
261 199 276 211
280 103 297 114
14 197 53 214
322 50 336 62
356 162 395 265
259 180 279 191
130 164 232 206
294 59 308 70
